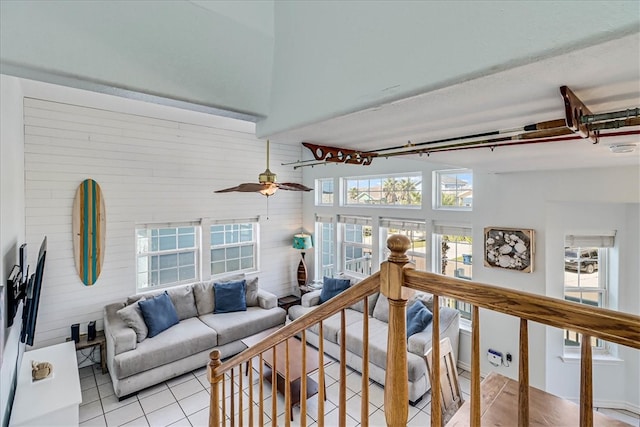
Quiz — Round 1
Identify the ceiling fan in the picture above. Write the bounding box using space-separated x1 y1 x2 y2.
215 140 312 197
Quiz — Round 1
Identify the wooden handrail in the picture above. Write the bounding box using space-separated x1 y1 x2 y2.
403 270 640 349
211 272 381 379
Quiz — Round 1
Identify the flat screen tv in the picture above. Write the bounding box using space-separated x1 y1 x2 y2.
20 236 46 346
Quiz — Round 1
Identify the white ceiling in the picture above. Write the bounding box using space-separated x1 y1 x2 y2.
268 33 640 173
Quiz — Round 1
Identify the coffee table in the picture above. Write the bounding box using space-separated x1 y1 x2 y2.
241 328 322 420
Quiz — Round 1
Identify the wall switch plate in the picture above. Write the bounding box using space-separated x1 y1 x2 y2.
487 349 502 366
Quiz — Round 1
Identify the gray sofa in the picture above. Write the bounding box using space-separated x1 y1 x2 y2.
103 276 286 398
288 286 460 403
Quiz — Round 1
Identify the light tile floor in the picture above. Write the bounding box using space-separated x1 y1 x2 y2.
79 361 639 427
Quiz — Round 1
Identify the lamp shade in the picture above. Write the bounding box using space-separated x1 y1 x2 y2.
293 233 313 250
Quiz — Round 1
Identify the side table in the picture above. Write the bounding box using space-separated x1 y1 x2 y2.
278 295 301 312
66 330 107 374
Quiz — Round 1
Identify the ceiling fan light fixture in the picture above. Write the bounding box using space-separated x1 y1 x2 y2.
259 184 277 197
608 143 637 153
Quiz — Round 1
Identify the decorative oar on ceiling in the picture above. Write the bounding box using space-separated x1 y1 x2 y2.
289 86 640 169
215 140 312 197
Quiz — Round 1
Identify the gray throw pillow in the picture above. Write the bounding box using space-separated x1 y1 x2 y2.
117 298 148 342
167 285 198 320
245 277 259 307
193 282 215 316
372 294 390 323
414 292 434 312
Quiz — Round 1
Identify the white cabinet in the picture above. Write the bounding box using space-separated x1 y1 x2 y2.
10 341 82 426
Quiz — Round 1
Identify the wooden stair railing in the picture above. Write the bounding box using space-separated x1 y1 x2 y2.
403 268 640 426
208 271 382 426
208 235 639 426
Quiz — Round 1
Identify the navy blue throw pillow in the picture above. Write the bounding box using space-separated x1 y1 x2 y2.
406 302 433 337
319 276 351 304
214 280 247 313
138 291 180 338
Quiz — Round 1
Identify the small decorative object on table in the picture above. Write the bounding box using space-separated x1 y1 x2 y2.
484 227 535 273
31 360 53 381
293 233 313 288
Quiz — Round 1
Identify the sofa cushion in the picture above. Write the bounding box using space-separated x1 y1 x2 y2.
117 298 148 343
288 305 364 343
214 280 247 313
372 294 390 323
192 282 214 316
200 306 286 346
406 301 433 337
414 292 434 312
351 292 380 316
166 285 198 320
343 317 427 382
138 292 180 338
245 277 259 307
112 317 217 379
319 277 351 303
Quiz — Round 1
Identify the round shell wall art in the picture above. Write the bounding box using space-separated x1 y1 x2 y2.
484 227 534 273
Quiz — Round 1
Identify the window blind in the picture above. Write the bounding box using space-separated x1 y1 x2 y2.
379 218 426 232
315 214 334 223
432 222 472 237
338 215 372 226
135 219 201 229
211 217 259 225
565 231 616 248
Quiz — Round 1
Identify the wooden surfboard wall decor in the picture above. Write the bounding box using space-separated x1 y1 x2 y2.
72 179 106 286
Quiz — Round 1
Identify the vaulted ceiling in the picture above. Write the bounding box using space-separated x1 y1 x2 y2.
1 1 638 173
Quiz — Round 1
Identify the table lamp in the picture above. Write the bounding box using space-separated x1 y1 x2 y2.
293 233 313 288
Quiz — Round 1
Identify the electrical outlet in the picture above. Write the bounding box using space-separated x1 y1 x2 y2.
506 352 512 363
487 349 502 366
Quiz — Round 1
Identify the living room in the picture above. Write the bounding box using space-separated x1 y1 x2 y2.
1 1 639 426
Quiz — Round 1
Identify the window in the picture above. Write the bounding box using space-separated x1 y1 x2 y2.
380 218 427 271
339 215 373 276
344 173 422 206
316 178 334 205
563 232 615 352
434 169 473 210
432 223 473 320
136 223 200 291
210 220 258 276
315 215 335 278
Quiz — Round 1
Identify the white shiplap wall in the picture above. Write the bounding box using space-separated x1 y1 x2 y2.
24 97 305 349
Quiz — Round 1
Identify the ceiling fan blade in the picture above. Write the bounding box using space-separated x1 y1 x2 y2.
276 182 313 192
215 183 270 193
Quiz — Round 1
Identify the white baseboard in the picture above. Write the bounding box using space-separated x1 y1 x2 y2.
457 360 471 372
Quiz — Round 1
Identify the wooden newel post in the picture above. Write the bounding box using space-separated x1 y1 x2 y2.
208 349 222 427
381 235 413 427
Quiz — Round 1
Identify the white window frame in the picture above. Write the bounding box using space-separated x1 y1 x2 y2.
135 221 201 292
338 215 373 277
563 232 615 356
379 218 427 271
433 169 473 211
432 222 473 321
210 218 259 278
315 214 336 279
316 178 335 206
343 173 422 207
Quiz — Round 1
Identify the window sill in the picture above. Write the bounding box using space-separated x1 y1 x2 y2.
459 318 472 333
560 353 623 365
